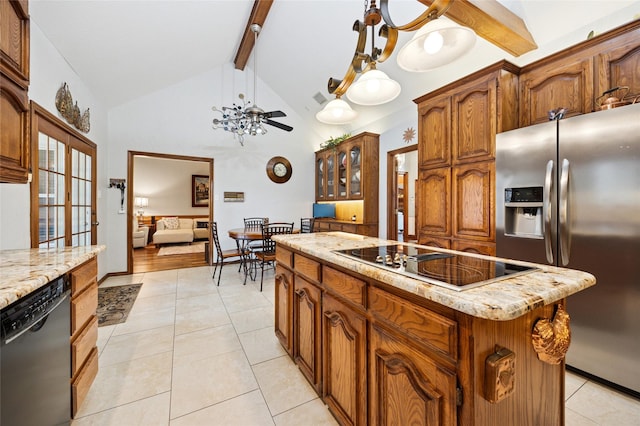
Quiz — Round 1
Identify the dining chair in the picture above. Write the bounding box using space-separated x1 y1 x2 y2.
250 222 294 291
211 222 244 286
243 217 269 256
300 217 315 233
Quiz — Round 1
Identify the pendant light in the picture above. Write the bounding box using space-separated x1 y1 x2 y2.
315 96 359 125
346 65 401 106
397 17 476 72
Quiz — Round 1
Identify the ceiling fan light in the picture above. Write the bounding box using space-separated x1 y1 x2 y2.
346 69 401 106
316 98 358 124
397 18 476 72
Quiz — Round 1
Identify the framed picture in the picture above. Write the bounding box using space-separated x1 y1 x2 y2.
192 175 210 207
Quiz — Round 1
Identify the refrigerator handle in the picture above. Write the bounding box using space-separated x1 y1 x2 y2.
544 160 554 264
559 159 571 266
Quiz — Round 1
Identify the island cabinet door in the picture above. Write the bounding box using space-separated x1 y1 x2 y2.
274 266 294 356
293 276 322 394
322 293 367 426
369 325 458 426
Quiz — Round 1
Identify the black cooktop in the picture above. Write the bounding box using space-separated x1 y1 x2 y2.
333 244 537 291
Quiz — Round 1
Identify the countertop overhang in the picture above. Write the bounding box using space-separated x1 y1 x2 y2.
272 232 595 321
0 245 105 309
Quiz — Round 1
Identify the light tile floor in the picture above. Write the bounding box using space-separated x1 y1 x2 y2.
72 265 640 425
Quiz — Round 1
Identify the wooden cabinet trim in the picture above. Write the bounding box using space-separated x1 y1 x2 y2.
294 253 321 282
275 246 292 268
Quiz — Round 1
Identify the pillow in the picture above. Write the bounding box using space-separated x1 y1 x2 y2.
163 217 180 230
196 221 209 228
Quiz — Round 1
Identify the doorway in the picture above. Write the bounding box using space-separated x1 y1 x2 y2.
386 145 417 242
127 151 214 274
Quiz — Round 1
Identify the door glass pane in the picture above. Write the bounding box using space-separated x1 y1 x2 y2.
349 146 361 197
71 147 92 246
38 132 67 246
338 151 347 197
327 156 334 198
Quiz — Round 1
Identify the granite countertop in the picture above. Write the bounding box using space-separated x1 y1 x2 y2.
0 245 105 309
272 232 596 321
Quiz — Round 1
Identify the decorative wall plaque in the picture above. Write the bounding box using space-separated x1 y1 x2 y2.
55 82 91 133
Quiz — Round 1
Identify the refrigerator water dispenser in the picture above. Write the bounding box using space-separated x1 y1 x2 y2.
504 187 543 239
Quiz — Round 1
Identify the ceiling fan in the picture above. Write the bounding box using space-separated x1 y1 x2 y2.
212 24 292 145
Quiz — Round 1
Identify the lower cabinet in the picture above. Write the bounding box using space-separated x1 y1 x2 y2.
69 257 99 417
293 276 322 394
369 325 457 426
322 293 367 426
274 266 294 355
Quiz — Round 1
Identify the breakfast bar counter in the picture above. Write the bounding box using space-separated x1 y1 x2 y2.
271 232 595 426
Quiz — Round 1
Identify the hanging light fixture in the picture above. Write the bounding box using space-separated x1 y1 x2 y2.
347 64 401 105
212 24 293 145
396 17 476 72
315 96 359 124
321 0 477 120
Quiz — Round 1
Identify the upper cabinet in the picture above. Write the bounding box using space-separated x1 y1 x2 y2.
0 0 30 184
315 132 378 202
414 62 519 249
314 132 379 237
519 21 640 127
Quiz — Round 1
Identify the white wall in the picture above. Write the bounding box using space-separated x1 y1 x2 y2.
0 23 110 280
134 156 210 216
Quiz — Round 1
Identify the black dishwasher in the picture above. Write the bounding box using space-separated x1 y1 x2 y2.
1 276 71 426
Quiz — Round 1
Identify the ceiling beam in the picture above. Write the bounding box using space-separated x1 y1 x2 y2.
234 0 274 70
419 0 537 56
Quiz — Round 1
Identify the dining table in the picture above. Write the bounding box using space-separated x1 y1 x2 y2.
228 227 300 283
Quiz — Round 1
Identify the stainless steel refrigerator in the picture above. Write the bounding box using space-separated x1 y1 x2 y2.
495 103 640 395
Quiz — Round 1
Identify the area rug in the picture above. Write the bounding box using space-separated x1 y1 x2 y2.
97 284 142 327
157 241 205 256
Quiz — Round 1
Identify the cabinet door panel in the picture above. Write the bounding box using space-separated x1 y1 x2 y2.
323 293 367 426
294 277 322 393
417 168 450 238
369 325 457 426
452 80 496 164
520 58 593 126
275 267 294 355
595 43 640 102
452 162 495 241
0 76 29 183
418 97 451 169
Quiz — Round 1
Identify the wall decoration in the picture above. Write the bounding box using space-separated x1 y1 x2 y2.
192 175 210 207
108 178 126 213
224 192 245 202
403 127 415 144
55 82 91 133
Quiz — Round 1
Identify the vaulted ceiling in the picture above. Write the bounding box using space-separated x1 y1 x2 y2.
31 1 640 133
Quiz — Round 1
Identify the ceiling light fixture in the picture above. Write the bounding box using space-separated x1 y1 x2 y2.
212 24 292 145
315 96 359 125
397 17 476 71
319 0 476 123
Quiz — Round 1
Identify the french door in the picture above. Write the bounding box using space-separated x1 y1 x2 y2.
30 103 97 248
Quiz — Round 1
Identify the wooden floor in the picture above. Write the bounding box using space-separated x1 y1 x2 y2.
132 244 208 273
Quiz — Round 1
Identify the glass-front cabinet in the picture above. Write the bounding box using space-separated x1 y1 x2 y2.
316 137 367 201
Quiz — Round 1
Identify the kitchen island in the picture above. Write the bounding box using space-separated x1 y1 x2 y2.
271 232 594 426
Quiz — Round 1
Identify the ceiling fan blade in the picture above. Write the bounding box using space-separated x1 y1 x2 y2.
265 119 293 132
264 110 286 119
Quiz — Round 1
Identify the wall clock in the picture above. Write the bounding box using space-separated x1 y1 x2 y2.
266 156 292 183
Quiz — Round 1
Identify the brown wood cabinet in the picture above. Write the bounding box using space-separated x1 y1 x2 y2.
277 244 568 425
314 132 379 237
322 292 367 426
0 0 30 183
415 62 518 249
275 265 294 356
519 21 640 127
69 257 99 417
